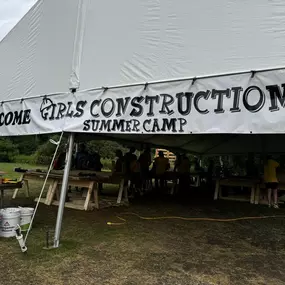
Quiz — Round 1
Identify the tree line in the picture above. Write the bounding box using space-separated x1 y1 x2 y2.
0 134 129 168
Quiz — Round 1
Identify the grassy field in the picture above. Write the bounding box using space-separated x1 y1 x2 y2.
0 162 47 179
0 163 285 285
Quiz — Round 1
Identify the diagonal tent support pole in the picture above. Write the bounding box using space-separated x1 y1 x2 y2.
53 133 75 248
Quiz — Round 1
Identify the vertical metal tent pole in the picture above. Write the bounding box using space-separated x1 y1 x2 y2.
53 133 75 248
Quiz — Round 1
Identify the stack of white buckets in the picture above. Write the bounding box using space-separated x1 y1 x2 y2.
0 207 34 238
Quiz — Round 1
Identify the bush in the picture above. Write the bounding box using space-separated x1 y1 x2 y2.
12 154 37 165
0 139 19 162
101 158 113 170
87 140 127 159
34 134 68 165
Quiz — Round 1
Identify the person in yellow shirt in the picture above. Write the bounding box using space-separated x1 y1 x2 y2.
264 155 279 208
153 151 170 190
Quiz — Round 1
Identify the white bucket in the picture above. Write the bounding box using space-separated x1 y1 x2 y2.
19 207 34 232
0 208 21 238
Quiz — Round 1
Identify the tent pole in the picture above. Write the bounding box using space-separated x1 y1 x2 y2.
53 133 74 248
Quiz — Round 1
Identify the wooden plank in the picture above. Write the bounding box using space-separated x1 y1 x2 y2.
123 180 129 203
219 180 257 187
84 181 95 211
219 196 251 202
35 198 87 211
117 179 124 204
214 179 220 200
254 185 260 204
12 174 24 199
250 186 255 204
93 184 99 210
45 179 58 206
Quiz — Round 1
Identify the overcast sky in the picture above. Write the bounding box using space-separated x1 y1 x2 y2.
0 0 36 40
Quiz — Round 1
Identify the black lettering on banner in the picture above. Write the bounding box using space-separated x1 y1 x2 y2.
101 98 115 118
4 112 13 125
125 120 132 132
91 120 100 131
132 120 140 132
56 103 67 120
161 118 177 132
22 110 31 124
230 87 243 113
90 100 101 118
0 113 4 126
243 86 265 113
74 101 87 118
116 97 131 117
112 120 125 132
66 102 74 118
178 118 187 132
130 96 144 117
49 103 56 120
40 98 55 120
99 120 111 131
0 110 30 126
83 120 90 131
145 95 159 116
159 94 174 115
12 111 23 125
176 92 193 116
194 91 210 114
152 119 160 132
211 89 231 114
266 84 285 112
143 119 151 132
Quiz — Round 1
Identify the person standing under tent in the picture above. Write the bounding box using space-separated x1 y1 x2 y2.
123 147 137 194
88 151 103 193
153 151 170 191
264 155 280 209
53 151 66 170
139 147 152 191
113 149 124 173
75 143 89 170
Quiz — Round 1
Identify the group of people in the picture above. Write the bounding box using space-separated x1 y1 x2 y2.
53 143 103 171
114 148 195 194
53 142 204 196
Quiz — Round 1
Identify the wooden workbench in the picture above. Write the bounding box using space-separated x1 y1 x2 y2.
214 177 260 204
17 170 126 211
0 182 22 208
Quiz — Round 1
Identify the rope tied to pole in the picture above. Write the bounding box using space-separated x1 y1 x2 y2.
24 132 64 244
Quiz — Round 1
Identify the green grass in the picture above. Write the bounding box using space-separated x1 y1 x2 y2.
0 162 47 179
0 163 285 284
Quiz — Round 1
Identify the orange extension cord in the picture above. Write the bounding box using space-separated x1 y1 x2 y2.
107 212 285 226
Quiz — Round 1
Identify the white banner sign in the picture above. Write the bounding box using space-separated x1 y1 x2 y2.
1 70 285 136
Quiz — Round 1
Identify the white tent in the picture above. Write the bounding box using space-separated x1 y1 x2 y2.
2 0 285 246
1 0 285 139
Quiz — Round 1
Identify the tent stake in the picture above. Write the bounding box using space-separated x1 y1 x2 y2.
53 133 74 248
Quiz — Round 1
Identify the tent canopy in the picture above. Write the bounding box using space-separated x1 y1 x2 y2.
82 133 285 156
1 0 285 155
0 0 79 101
1 0 285 99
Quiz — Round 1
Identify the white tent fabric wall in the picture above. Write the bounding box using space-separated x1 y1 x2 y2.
0 0 79 101
78 0 285 90
0 0 285 153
